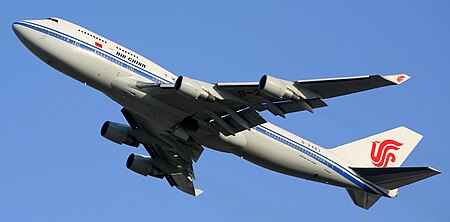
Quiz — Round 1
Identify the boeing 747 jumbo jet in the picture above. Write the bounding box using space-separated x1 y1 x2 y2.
13 18 440 209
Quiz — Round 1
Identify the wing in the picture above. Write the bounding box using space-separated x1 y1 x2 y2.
122 73 408 136
296 74 410 98
115 73 408 196
122 108 204 196
218 73 410 101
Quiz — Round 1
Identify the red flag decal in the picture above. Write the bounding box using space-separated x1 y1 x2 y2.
95 42 103 48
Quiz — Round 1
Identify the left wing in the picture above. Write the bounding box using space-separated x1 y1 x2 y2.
122 108 204 196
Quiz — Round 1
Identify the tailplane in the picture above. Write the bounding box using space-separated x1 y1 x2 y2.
331 127 441 209
347 167 440 209
351 167 441 190
346 189 381 210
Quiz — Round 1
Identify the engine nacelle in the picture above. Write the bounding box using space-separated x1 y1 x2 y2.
126 153 164 178
100 121 139 147
258 75 301 100
174 76 215 102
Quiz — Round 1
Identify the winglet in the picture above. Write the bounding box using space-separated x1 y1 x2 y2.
382 74 411 85
194 189 204 196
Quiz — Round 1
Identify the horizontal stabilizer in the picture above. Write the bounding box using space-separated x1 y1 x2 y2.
346 189 381 210
351 167 441 190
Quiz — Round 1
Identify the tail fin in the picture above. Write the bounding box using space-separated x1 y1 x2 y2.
330 126 423 167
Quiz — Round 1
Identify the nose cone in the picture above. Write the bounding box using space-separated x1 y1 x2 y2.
12 22 23 38
12 21 31 45
12 20 50 63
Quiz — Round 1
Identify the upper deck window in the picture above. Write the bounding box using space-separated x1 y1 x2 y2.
115 46 138 58
46 18 59 23
78 29 108 44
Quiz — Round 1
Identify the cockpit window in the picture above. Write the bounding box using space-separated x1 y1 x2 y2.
46 18 59 23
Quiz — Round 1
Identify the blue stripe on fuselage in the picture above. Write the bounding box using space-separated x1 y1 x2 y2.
255 125 386 196
14 21 173 84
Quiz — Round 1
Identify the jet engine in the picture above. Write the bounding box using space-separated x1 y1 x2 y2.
100 121 139 147
174 76 215 102
258 75 301 100
126 153 164 178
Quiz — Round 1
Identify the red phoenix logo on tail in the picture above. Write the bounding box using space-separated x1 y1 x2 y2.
370 139 403 167
397 75 406 83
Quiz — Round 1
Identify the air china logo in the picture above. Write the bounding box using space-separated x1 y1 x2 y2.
370 139 403 167
397 75 406 83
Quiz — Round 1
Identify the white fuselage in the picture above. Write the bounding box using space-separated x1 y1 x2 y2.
13 18 391 197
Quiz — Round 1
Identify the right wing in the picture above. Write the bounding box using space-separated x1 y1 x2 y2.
115 73 409 136
296 74 410 98
216 74 410 102
113 73 410 196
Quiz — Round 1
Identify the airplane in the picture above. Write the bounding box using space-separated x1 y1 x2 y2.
13 17 440 209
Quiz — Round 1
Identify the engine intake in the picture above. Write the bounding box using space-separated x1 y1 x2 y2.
174 76 215 102
126 153 164 178
100 121 139 147
259 75 301 100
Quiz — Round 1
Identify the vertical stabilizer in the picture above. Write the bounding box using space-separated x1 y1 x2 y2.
330 127 422 167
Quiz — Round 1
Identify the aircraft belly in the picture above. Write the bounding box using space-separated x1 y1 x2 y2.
237 130 317 178
225 129 356 188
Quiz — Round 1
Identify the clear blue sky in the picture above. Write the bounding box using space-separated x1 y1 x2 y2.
1 1 449 221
